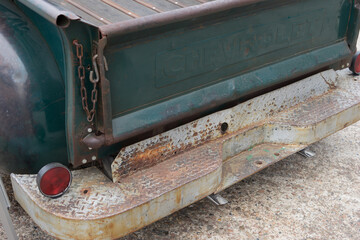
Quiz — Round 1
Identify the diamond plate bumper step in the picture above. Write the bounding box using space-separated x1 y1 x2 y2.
11 70 360 239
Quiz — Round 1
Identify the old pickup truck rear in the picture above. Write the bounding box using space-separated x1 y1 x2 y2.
11 69 360 239
2 0 360 239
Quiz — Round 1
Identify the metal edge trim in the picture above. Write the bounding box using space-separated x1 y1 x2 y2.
10 167 221 239
15 0 79 27
99 0 266 38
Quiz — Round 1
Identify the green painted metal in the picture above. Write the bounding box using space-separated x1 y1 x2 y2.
1 0 359 171
111 41 352 139
103 0 356 142
0 1 67 173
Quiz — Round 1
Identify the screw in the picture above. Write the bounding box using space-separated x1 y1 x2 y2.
87 128 93 133
82 159 87 164
91 156 97 161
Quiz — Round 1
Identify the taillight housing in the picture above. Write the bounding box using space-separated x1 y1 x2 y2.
36 163 72 198
350 51 360 75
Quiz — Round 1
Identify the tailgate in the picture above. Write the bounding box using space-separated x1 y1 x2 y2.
96 0 358 147
17 0 359 166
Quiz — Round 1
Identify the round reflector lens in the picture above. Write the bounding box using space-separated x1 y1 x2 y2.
355 56 360 74
350 52 360 75
36 163 72 198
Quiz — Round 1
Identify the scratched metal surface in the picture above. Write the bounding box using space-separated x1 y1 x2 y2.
2 99 360 239
1 36 360 240
7 67 360 239
10 141 222 239
111 70 342 181
12 144 221 220
46 0 214 25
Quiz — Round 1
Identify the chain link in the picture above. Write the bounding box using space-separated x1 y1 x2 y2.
73 40 98 122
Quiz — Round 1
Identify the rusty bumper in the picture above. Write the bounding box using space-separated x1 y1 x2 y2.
11 70 360 239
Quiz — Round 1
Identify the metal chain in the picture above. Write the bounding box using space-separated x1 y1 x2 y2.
73 40 98 122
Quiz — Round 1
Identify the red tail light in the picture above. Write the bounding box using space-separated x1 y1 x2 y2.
350 52 360 75
36 163 72 198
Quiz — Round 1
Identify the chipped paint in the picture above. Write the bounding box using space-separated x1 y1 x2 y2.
11 70 360 239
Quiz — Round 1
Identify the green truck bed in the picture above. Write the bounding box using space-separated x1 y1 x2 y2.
15 0 360 167
2 0 360 239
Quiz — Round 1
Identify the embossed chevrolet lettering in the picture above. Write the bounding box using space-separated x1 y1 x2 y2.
156 11 325 88
3 0 359 239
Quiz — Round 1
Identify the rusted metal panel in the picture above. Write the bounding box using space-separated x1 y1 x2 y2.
17 0 356 168
11 70 360 239
97 2 353 159
112 69 360 186
12 160 221 239
111 70 341 180
218 143 305 192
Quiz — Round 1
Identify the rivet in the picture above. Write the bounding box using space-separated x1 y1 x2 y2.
91 156 97 161
87 128 93 133
82 159 87 164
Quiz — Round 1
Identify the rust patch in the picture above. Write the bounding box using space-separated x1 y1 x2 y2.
81 188 91 195
114 119 221 180
175 189 181 205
